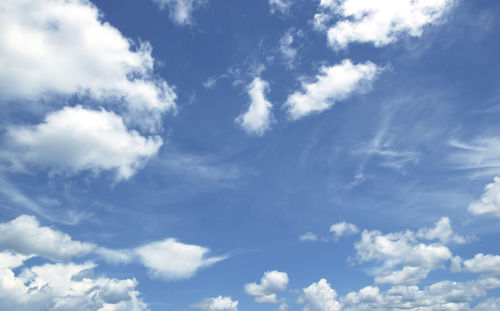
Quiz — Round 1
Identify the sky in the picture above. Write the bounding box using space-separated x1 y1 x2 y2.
1 0 500 310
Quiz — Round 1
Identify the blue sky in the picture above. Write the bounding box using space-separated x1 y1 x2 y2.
1 0 500 310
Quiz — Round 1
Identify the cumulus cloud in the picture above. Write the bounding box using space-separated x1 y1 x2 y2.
0 261 148 311
134 238 226 281
153 0 207 25
0 0 176 130
468 177 500 218
269 0 293 15
192 296 239 311
284 60 378 120
298 279 341 311
245 270 289 308
354 218 459 285
316 0 454 50
329 221 359 240
462 254 500 276
235 77 274 136
5 106 163 181
0 215 94 261
416 217 466 244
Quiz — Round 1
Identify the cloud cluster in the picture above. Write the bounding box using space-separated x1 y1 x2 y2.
315 0 454 50
0 0 178 182
244 270 289 309
0 214 226 296
354 218 459 285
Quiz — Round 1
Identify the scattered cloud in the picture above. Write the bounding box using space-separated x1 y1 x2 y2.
462 253 500 276
329 221 359 240
153 0 208 25
284 60 378 120
316 0 454 50
269 0 293 15
191 296 239 311
245 270 289 309
235 77 274 136
279 29 301 69
4 106 163 181
0 0 176 131
299 232 319 242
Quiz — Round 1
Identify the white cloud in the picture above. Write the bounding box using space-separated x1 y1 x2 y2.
0 215 94 261
192 296 239 311
317 0 454 50
463 254 500 276
134 238 226 281
235 77 274 136
329 221 359 240
468 177 500 218
300 232 319 242
416 217 466 244
284 60 378 120
0 261 148 311
5 106 163 181
0 251 32 269
245 270 289 306
354 218 457 285
0 0 176 130
298 279 341 311
153 0 207 25
269 0 293 15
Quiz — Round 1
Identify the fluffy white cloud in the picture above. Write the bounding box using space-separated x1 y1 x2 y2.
0 0 176 130
317 0 453 50
153 0 207 25
462 254 500 276
416 217 466 244
329 221 359 240
269 0 293 15
0 261 148 311
284 60 378 120
235 78 274 136
354 218 457 285
192 296 239 311
244 270 289 305
134 238 226 281
468 177 500 218
6 106 163 181
298 279 341 311
0 215 94 261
